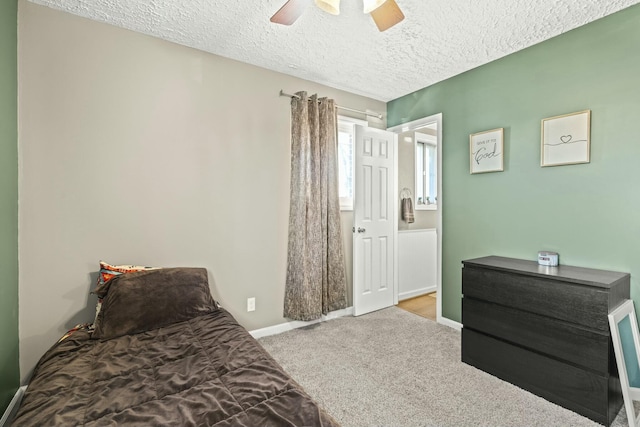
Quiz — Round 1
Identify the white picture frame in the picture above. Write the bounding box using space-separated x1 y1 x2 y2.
470 128 504 174
541 110 591 167
608 300 640 427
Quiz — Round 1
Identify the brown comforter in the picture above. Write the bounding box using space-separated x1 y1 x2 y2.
12 309 339 427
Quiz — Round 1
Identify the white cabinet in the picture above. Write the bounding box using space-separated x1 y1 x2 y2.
398 229 436 300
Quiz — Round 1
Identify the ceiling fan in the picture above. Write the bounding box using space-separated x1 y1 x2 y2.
270 0 405 32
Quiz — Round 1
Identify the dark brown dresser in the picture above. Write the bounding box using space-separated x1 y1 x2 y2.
461 256 630 426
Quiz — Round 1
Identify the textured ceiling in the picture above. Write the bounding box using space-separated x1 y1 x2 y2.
28 0 640 102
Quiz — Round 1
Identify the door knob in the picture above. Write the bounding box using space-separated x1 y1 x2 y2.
357 227 366 233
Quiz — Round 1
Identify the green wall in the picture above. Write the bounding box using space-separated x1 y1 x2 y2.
388 4 640 322
0 0 19 415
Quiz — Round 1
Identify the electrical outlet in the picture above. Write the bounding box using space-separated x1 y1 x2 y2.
247 297 256 312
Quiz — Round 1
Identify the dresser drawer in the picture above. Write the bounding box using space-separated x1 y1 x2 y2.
463 265 610 331
463 297 610 373
462 328 615 425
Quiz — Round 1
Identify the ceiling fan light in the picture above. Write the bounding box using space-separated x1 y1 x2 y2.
315 0 340 15
363 0 386 14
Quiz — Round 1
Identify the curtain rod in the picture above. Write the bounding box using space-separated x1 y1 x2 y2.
279 90 383 120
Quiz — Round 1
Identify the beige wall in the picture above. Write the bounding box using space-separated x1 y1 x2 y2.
18 1 385 379
397 130 437 230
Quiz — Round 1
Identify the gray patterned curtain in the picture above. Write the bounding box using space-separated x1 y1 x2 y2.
284 92 348 321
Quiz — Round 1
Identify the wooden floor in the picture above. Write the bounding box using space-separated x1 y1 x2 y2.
396 292 437 321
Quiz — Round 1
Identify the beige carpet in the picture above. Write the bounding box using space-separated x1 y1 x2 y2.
259 307 628 427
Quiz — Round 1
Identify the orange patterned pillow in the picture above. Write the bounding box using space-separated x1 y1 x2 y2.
97 261 158 287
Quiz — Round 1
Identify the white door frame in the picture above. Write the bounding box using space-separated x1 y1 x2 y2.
387 113 443 323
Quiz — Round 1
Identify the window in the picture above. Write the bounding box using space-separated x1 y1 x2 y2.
338 121 354 210
415 132 437 209
336 116 367 211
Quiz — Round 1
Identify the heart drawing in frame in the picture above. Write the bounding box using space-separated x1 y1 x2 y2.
560 135 573 144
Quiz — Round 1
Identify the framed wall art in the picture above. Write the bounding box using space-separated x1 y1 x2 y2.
541 110 591 167
470 128 504 174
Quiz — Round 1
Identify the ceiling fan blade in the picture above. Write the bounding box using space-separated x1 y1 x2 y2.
270 0 311 26
370 0 405 32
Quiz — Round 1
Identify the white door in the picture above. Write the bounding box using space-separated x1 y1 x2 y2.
353 125 396 316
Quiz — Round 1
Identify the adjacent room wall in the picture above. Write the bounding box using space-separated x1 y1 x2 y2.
388 4 640 322
0 0 20 414
18 1 385 379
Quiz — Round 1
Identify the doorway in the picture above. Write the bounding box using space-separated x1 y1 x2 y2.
388 113 443 322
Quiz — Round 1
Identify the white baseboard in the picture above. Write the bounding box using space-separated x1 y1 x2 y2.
250 306 354 339
437 315 462 331
398 286 436 301
0 385 27 427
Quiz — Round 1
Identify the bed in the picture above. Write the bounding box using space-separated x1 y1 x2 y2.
11 267 339 427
